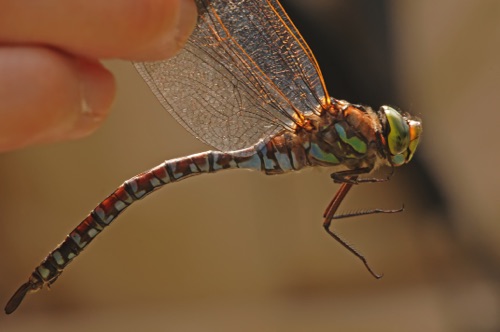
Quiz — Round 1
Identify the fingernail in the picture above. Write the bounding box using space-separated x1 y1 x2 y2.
157 0 197 58
71 60 115 138
175 0 198 45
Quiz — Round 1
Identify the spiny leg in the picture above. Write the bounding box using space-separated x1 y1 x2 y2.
330 167 393 184
323 173 403 279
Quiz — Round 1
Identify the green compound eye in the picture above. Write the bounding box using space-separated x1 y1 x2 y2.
382 106 410 156
380 105 422 166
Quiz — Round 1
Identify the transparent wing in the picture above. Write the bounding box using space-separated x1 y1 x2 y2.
134 0 330 151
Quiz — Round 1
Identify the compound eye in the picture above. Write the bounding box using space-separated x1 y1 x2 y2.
382 106 410 156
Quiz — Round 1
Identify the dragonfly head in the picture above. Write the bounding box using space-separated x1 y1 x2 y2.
380 106 422 166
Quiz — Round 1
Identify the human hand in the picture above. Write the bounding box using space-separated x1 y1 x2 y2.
0 0 197 152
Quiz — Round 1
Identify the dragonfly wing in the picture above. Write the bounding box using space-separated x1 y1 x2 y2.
135 0 329 151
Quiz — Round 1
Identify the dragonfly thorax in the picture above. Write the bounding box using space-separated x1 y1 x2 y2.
301 102 386 172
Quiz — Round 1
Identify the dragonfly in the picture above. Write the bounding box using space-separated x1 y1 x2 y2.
5 0 422 314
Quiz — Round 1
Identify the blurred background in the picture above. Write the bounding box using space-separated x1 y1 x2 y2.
1 0 499 331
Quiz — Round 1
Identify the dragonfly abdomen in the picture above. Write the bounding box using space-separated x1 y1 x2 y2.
6 138 310 312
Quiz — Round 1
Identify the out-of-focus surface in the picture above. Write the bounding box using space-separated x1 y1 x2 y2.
1 0 499 331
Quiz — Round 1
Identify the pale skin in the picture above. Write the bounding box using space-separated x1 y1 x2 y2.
0 0 197 152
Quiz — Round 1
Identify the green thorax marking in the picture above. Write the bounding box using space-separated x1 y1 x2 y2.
310 142 340 164
334 123 367 154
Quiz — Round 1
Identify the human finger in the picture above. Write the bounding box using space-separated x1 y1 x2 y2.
0 46 115 152
0 0 197 61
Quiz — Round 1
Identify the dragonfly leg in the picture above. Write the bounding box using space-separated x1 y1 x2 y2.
330 167 392 184
323 174 403 279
